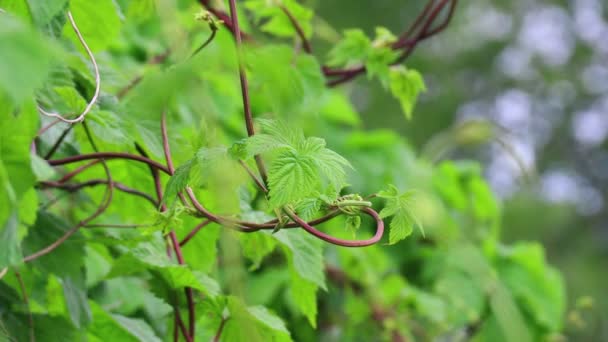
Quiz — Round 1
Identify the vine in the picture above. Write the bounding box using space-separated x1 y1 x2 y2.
1 1 567 341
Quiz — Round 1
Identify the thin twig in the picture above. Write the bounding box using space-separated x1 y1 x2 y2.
37 11 100 124
48 152 171 175
284 207 384 247
157 114 196 340
180 220 211 247
43 125 73 160
39 179 157 208
238 160 267 193
227 0 269 184
279 5 312 54
57 159 102 183
212 317 228 342
84 223 152 229
24 124 114 263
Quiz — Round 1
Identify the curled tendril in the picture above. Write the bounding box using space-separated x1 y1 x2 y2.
37 11 100 124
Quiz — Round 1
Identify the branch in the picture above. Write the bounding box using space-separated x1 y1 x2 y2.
24 124 114 263
280 5 312 54
48 152 171 175
39 179 158 208
43 125 73 160
37 11 100 124
284 207 384 247
157 114 196 340
227 0 269 185
180 220 211 247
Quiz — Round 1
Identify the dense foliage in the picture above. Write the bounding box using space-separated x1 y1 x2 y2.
0 0 567 341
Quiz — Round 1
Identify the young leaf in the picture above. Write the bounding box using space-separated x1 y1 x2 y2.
389 66 426 120
162 159 193 206
378 184 423 244
327 29 371 67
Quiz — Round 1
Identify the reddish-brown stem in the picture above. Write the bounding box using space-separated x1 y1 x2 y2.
15 272 35 342
227 0 269 185
284 207 384 247
48 152 171 175
84 223 151 229
238 160 267 193
57 159 102 183
180 220 211 247
157 114 196 340
174 304 192 342
39 179 158 208
280 5 312 54
25 124 114 263
213 317 228 342
117 49 171 99
393 0 436 48
325 0 457 87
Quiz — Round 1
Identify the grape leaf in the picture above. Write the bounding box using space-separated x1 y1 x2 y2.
389 66 426 120
327 29 371 67
378 184 423 244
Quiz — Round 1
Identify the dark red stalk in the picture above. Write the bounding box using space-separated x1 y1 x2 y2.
39 179 158 208
44 125 73 160
212 317 228 342
227 0 269 185
180 220 211 247
159 113 196 340
280 5 312 54
24 123 114 263
57 159 102 183
284 207 384 247
48 152 171 175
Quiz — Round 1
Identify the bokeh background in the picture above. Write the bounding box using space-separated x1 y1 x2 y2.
312 0 608 340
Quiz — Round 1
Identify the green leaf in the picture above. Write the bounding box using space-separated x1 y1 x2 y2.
248 120 351 207
0 211 20 268
30 154 56 181
378 185 423 244
0 15 58 103
498 242 566 332
88 301 162 341
290 271 318 328
162 159 193 205
248 305 290 335
268 149 319 208
66 0 122 52
240 232 278 270
110 238 220 297
26 0 69 27
327 29 371 67
61 277 91 328
22 211 86 279
223 296 292 342
320 90 361 126
489 284 532 342
365 46 399 85
247 45 325 117
274 229 326 290
245 0 313 39
388 66 426 120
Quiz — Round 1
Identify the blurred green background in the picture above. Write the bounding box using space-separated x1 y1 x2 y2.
312 0 608 340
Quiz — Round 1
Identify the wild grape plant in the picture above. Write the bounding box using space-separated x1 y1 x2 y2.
0 0 567 341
